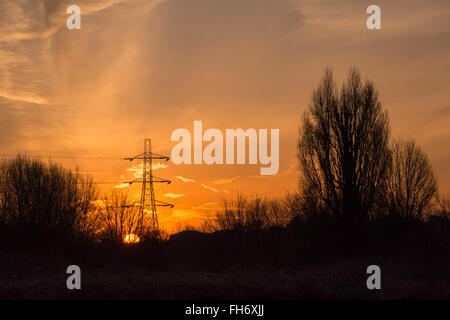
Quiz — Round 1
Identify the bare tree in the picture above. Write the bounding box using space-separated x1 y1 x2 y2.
211 193 295 231
265 198 295 228
435 193 450 219
96 191 147 243
297 68 391 223
71 170 101 241
387 139 437 219
215 194 251 231
284 192 303 218
0 155 97 234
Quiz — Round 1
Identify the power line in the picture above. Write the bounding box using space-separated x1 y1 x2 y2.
93 161 133 185
1 145 176 227
0 154 125 160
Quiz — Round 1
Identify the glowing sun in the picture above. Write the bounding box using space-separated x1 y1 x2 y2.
123 234 140 244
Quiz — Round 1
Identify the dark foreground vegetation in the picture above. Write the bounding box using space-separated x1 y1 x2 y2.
0 214 448 299
0 68 449 299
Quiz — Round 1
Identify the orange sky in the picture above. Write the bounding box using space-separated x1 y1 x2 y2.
1 0 449 232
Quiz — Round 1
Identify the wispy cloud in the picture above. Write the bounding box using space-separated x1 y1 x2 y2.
0 0 145 42
114 182 130 189
164 193 184 199
214 176 240 184
127 162 168 172
201 184 218 193
192 201 219 210
0 90 49 105
175 176 195 183
126 162 168 178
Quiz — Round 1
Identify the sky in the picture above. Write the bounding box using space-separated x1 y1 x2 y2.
1 0 449 232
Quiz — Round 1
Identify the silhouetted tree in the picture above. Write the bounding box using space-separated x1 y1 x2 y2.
96 191 146 243
210 193 294 231
436 193 450 219
297 68 391 223
265 198 294 228
284 192 302 218
387 139 437 219
0 155 97 234
215 194 261 231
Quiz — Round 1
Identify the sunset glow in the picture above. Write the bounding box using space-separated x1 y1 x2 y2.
123 234 140 244
0 0 449 234
0 0 448 302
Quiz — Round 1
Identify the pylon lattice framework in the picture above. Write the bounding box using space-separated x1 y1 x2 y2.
125 138 173 232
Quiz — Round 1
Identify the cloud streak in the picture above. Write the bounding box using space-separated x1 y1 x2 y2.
0 90 49 105
175 176 195 183
164 193 184 199
201 184 218 193
114 182 130 189
214 176 240 184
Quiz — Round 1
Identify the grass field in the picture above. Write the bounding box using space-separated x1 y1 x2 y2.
1 250 448 300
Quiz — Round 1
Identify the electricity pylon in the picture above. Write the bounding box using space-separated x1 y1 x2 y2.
124 139 173 233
